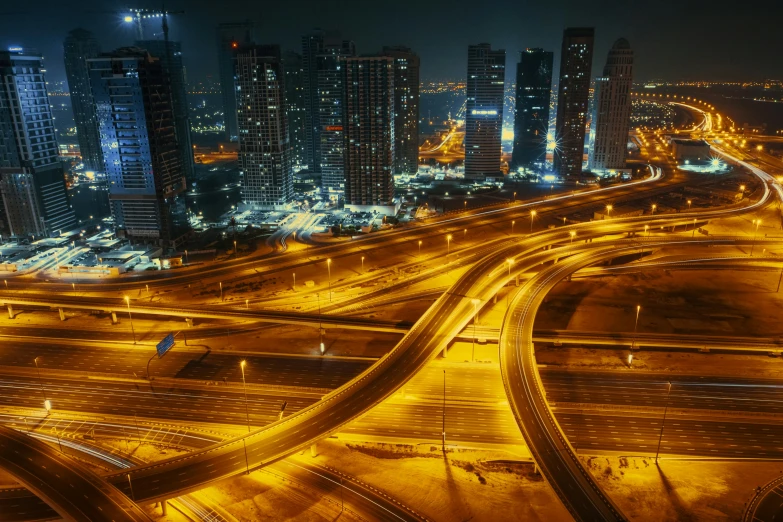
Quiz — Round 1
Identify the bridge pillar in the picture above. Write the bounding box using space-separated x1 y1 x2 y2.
515 274 519 286
111 311 118 324
58 308 65 321
160 500 168 515
310 443 318 458
442 344 448 358
6 304 13 319
186 317 193 327
493 293 497 304
534 463 540 475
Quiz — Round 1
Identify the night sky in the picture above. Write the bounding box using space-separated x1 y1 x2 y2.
1 0 781 85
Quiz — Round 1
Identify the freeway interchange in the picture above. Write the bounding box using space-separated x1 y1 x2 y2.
1 129 783 521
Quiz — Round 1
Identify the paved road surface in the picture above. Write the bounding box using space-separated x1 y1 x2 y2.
0 425 149 522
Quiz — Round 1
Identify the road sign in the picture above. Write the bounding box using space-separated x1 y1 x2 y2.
156 333 175 358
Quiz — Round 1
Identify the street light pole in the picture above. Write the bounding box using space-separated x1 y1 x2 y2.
692 218 697 237
327 259 332 302
317 293 324 354
417 241 422 258
361 256 365 273
33 357 49 411
530 210 536 232
219 282 223 301
441 369 446 452
471 299 480 363
240 361 251 432
511 220 515 235
655 381 672 465
124 296 136 344
750 219 761 256
632 305 641 350
446 234 452 255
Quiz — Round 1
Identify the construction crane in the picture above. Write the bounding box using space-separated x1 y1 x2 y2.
123 7 184 41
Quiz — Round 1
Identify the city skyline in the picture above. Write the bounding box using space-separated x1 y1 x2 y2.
1 0 781 88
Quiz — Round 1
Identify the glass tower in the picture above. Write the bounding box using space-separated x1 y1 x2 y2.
511 48 553 170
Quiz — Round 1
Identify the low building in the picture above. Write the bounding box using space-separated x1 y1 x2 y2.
672 139 711 164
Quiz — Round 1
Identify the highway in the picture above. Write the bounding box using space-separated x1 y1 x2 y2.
0 425 150 522
1 157 776 518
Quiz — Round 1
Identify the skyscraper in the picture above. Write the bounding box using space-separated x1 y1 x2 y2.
216 21 254 142
588 38 634 174
0 48 76 238
343 56 395 214
301 30 355 186
464 44 506 180
554 28 594 177
382 46 420 175
282 51 307 170
136 39 194 181
63 29 103 172
511 48 553 170
234 45 293 209
88 48 189 248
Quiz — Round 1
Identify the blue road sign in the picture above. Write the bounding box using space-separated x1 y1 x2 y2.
156 333 175 358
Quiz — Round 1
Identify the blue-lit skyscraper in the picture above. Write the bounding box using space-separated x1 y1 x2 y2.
511 48 553 170
465 43 506 180
63 29 103 172
0 48 76 238
87 48 190 248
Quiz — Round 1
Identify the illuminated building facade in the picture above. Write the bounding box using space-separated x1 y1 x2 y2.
588 38 634 174
88 48 189 247
234 45 293 209
554 27 594 177
382 46 419 175
301 30 355 191
465 43 505 180
216 21 254 141
63 29 103 172
511 48 553 170
0 48 76 238
342 56 396 214
282 51 307 169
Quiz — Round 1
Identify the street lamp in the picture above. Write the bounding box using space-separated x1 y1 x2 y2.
530 210 537 232
645 224 650 237
651 204 657 215
606 204 613 218
511 220 515 235
471 298 480 363
361 256 365 273
327 259 332 302
631 305 641 350
687 199 692 210
692 218 697 237
234 240 237 259
219 282 223 301
124 296 136 344
418 241 422 258
569 230 576 244
239 361 251 432
655 381 673 465
751 219 762 256
33 357 50 412
446 234 452 255
245 299 249 309
513 191 517 202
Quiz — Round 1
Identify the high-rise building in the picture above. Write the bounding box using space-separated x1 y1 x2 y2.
301 30 355 186
464 44 506 180
588 38 634 174
87 48 189 248
63 29 103 172
0 48 76 237
136 39 194 181
511 48 553 170
282 51 307 170
554 27 594 177
234 45 293 209
343 56 395 214
382 46 420 175
216 21 254 142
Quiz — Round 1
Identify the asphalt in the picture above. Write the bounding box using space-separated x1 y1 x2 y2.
0 425 150 522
